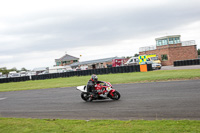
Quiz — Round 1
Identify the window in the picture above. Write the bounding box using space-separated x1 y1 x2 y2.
161 54 168 61
156 39 168 46
150 57 158 61
162 40 165 45
56 62 61 66
169 38 174 44
164 39 168 45
162 39 168 45
174 37 180 44
62 61 70 64
156 40 159 46
156 40 162 46
73 60 78 63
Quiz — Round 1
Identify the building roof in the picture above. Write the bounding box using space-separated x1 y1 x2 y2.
155 35 181 40
55 54 79 62
70 57 123 67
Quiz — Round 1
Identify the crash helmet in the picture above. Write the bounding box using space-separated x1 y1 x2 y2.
91 74 98 82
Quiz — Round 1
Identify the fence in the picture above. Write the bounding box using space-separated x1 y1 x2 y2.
181 40 196 46
139 45 156 52
0 64 152 84
139 40 196 52
174 59 200 66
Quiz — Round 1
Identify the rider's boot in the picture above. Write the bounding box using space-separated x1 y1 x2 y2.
91 90 98 99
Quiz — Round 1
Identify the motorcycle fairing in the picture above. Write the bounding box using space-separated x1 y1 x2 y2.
76 85 87 92
109 89 116 97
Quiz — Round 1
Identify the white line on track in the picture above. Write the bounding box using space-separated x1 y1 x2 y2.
0 97 7 100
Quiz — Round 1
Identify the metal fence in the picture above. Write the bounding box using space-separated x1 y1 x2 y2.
174 59 200 66
139 40 196 52
139 45 156 52
181 40 196 46
0 65 152 84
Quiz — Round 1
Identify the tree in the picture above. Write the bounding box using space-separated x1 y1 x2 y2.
0 67 20 74
21 67 27 71
10 67 17 72
0 67 9 74
125 56 132 59
198 49 200 55
134 53 139 57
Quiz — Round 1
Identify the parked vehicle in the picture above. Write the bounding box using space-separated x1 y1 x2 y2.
152 62 162 70
76 81 120 102
80 66 88 70
139 55 161 69
49 66 73 73
124 57 139 65
0 75 7 79
8 71 20 78
112 59 127 67
0 72 7 79
32 67 49 75
38 71 48 75
19 71 27 76
26 71 36 76
125 54 162 70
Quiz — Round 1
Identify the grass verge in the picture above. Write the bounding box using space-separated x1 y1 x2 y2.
0 69 200 92
0 118 200 133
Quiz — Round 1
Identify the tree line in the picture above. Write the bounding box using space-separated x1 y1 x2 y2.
0 67 28 75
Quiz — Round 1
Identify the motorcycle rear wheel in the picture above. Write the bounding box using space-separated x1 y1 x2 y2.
81 92 92 102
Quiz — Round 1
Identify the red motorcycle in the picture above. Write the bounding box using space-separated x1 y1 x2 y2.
76 82 120 102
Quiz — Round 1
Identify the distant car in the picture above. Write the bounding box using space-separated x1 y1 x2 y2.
19 71 27 76
38 71 48 75
0 75 7 79
125 57 139 65
152 63 162 70
8 73 20 78
27 71 36 76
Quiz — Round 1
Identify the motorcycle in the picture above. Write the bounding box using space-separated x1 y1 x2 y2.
76 81 120 102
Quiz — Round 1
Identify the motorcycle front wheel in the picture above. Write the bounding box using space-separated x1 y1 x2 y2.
81 92 92 102
110 91 120 100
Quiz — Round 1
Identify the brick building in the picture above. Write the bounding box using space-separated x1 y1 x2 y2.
139 35 198 66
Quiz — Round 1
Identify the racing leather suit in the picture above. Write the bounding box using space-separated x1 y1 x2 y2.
87 79 104 96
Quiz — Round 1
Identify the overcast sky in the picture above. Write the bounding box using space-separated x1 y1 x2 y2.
0 0 200 70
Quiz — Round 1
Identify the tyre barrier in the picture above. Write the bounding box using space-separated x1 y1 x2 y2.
174 59 200 66
0 65 152 83
0 76 30 83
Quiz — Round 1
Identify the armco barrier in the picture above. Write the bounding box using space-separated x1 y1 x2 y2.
174 59 200 66
0 65 152 83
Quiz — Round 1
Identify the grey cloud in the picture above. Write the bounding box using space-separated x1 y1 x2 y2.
1 0 200 56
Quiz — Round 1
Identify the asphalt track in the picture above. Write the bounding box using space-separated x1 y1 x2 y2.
0 80 200 120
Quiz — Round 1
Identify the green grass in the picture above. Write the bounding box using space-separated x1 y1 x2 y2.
0 69 200 92
0 118 200 133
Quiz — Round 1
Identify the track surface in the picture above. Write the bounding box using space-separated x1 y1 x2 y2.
0 80 200 120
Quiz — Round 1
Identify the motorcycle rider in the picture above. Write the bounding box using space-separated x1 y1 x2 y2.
87 74 104 98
